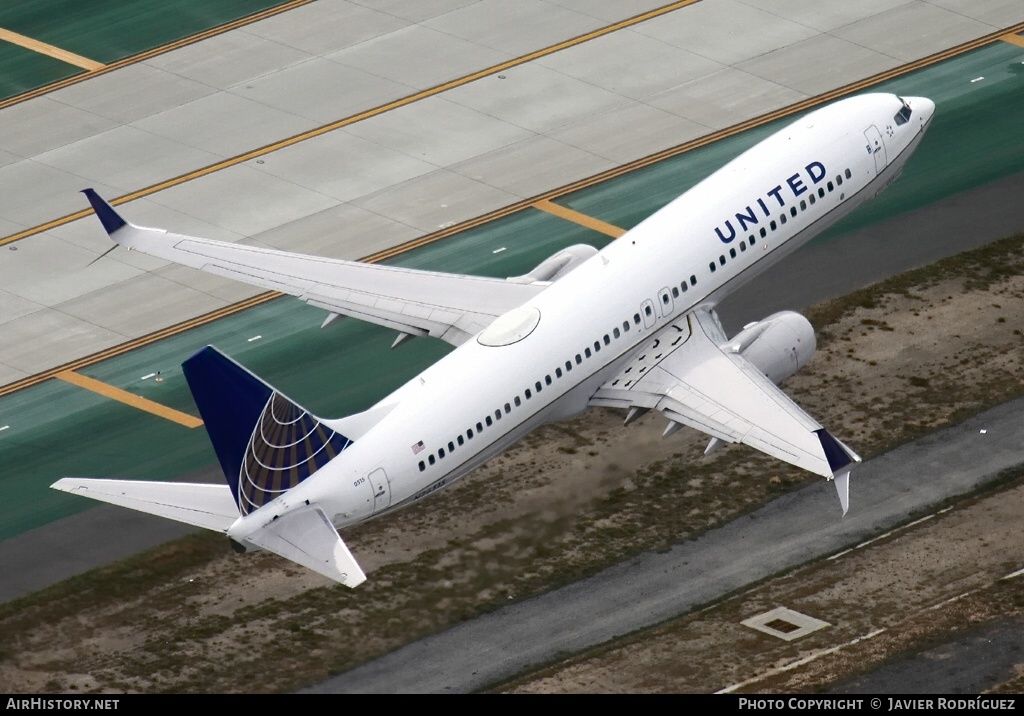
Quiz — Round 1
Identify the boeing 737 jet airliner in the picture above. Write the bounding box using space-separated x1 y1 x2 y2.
54 94 935 587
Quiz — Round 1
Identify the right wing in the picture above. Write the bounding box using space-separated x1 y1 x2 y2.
589 308 858 512
82 190 544 346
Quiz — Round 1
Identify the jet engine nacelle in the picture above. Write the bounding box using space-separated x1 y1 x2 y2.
506 244 598 284
727 311 815 385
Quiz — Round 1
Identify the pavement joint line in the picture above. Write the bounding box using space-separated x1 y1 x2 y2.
1000 32 1024 48
0 28 104 70
54 370 203 429
0 0 707 248
533 200 626 238
1001 567 1024 580
1 22 1022 400
11 14 1020 257
0 0 316 111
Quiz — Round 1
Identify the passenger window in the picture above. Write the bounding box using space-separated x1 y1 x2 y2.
419 461 425 472
448 441 454 452
514 396 521 407
770 220 777 231
476 422 483 432
779 214 786 225
593 342 600 352
644 305 653 316
809 194 816 205
429 455 436 465
690 275 697 285
535 381 542 392
719 255 726 266
585 348 592 358
790 206 797 217
740 241 746 252
817 187 825 198
729 248 736 258
457 435 464 446
680 281 687 292
845 168 852 179
662 294 669 304
827 181 834 192
613 327 620 338
709 262 716 272
504 403 511 414
575 354 582 364
495 409 502 420
603 335 610 345
633 314 641 324
759 227 767 238
556 367 563 378
566 361 572 372
623 321 630 332
439 448 445 458
545 375 552 385
671 287 678 299
486 416 492 427
836 175 843 186
800 200 807 210
469 427 476 438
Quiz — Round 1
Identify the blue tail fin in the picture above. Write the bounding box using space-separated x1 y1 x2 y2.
182 347 353 516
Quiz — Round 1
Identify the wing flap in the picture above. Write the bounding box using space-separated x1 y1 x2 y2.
244 505 366 588
51 478 238 533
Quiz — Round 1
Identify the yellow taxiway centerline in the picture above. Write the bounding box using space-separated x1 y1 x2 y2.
0 27 104 71
1000 32 1024 48
54 370 203 429
533 199 626 238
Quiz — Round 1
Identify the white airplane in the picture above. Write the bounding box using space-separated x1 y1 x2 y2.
54 93 934 587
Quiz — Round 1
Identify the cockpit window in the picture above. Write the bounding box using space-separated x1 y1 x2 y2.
894 97 912 126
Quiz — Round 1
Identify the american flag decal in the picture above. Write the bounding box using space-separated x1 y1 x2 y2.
411 440 425 454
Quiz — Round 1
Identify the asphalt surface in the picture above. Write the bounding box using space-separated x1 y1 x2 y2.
833 616 1024 694
309 396 1024 693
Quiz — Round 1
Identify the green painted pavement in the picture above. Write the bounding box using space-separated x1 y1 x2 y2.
0 39 79 99
0 0 292 66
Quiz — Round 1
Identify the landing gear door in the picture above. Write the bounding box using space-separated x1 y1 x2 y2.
864 125 886 174
369 468 391 513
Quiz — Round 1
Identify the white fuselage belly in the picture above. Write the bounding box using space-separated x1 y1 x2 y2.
242 95 932 538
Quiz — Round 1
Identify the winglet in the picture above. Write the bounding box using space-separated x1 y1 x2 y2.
833 469 850 516
81 189 127 235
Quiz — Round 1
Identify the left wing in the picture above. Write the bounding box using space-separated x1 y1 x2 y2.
589 308 858 512
82 190 544 346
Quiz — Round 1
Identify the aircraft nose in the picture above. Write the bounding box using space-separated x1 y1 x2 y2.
906 96 935 124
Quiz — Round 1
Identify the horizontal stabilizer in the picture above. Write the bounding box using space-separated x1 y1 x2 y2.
51 478 238 533
244 505 366 588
